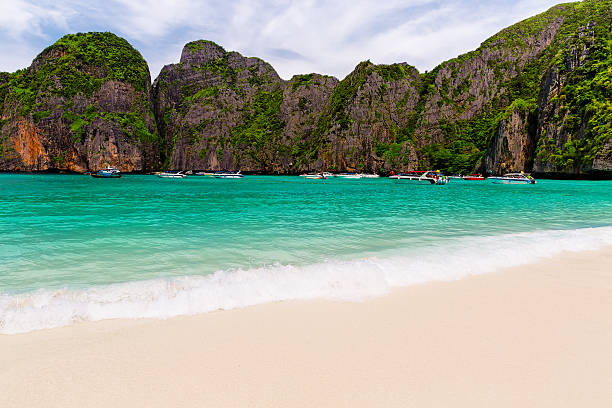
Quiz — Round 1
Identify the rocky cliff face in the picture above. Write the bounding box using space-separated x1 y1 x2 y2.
152 0 609 176
531 9 612 176
152 40 339 173
0 32 159 172
479 0 611 176
1 1 610 177
153 45 426 173
316 62 422 173
482 103 538 174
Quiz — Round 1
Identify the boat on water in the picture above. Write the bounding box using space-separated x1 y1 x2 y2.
322 172 335 178
335 173 362 179
300 173 326 179
91 166 121 178
389 170 448 185
463 174 486 181
360 174 380 178
157 171 186 178
214 171 244 179
488 172 536 184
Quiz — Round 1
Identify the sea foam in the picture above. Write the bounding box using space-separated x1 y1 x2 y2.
2 226 612 334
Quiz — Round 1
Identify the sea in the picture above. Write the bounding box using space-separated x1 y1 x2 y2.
1 174 611 334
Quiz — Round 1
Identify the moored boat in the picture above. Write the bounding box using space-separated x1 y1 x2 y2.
91 166 121 178
214 171 244 179
335 173 362 179
389 171 448 185
463 174 486 181
300 173 326 179
487 172 536 184
158 171 186 178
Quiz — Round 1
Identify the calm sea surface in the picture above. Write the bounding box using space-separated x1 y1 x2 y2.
1 174 611 333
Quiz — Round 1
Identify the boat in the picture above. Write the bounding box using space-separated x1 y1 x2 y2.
157 171 186 178
322 172 335 178
213 171 244 179
463 174 486 181
389 170 448 185
194 171 215 176
487 172 536 184
335 173 362 179
91 166 121 178
359 174 380 178
300 173 326 179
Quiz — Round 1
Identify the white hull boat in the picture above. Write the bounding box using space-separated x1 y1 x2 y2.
488 173 536 184
158 171 186 178
300 173 326 179
335 173 362 179
214 171 244 179
389 171 448 185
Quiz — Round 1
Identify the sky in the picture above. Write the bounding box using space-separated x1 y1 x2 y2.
0 0 564 81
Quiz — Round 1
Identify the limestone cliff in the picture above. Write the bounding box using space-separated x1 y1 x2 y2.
0 32 159 172
0 1 610 177
153 0 610 176
152 40 339 173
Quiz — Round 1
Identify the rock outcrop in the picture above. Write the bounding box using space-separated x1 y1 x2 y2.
0 32 159 172
152 40 340 173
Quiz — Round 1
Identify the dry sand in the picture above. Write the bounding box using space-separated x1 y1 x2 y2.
2 247 612 407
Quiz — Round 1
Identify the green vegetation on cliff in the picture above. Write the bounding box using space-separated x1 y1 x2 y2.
0 73 10 130
4 32 157 143
231 86 286 168
6 32 150 117
417 0 611 174
536 0 612 170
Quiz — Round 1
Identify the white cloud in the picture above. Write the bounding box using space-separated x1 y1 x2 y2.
0 0 564 79
0 0 69 38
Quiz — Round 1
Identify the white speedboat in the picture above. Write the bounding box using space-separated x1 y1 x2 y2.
359 174 380 178
322 172 334 178
335 173 362 179
488 172 536 184
389 171 448 185
214 171 244 179
158 171 186 178
300 173 326 179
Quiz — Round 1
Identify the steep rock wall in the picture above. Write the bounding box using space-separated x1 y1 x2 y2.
0 32 159 172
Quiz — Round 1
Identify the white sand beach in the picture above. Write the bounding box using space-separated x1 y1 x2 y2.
2 247 611 407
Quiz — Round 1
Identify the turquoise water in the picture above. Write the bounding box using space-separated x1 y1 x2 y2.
1 174 612 333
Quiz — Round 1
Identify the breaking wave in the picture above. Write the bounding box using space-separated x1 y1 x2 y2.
2 226 612 334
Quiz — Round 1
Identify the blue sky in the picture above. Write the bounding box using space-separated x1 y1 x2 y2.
0 0 563 80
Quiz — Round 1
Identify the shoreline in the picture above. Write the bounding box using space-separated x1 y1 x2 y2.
2 246 612 407
2 171 612 180
3 226 612 335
